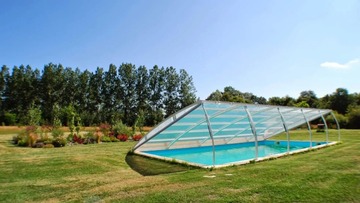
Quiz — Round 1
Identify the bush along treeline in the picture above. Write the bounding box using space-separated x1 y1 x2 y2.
0 63 197 127
207 86 360 129
12 121 144 148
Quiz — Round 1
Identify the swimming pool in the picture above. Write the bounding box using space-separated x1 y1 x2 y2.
140 140 335 168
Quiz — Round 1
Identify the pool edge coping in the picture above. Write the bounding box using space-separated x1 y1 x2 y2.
133 141 339 169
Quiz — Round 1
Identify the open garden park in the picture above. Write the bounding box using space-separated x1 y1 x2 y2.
0 126 359 202
2 1 360 202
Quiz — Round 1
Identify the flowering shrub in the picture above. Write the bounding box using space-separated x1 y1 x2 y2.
132 134 142 141
13 122 136 148
117 134 128 142
82 131 96 144
73 134 84 144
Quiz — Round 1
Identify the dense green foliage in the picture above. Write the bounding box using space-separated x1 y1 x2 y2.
207 86 267 104
0 130 359 202
0 63 196 126
207 86 360 128
1 62 358 129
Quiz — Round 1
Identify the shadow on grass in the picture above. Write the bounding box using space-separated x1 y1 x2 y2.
125 153 197 176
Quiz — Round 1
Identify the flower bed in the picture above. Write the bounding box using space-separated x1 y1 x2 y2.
12 124 143 148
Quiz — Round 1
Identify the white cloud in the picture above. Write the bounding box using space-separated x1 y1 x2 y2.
320 58 360 69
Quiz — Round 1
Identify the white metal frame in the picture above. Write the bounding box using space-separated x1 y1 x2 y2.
134 101 339 156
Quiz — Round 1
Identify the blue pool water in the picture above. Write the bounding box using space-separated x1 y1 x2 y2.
143 141 326 166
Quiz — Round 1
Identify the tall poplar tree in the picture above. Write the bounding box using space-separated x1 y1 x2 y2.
76 70 91 125
163 66 180 117
88 67 104 124
62 67 78 107
2 65 39 123
135 65 149 113
102 64 119 123
40 63 66 124
0 62 199 126
148 65 165 125
0 65 9 116
178 69 196 108
118 63 137 125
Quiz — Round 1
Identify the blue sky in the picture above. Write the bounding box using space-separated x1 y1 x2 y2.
1 0 359 100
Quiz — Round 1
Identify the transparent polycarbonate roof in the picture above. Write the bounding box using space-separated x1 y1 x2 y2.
134 101 332 151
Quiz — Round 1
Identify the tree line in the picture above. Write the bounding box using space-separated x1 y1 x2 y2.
207 86 360 129
0 63 197 127
1 63 359 129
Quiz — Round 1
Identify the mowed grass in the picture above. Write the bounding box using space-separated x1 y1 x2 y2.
0 129 359 202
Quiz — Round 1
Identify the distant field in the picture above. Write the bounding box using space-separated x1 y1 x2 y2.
0 126 24 135
0 129 359 202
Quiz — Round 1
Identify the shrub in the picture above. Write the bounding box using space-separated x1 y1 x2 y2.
68 123 75 135
117 134 128 142
52 137 67 147
72 134 84 144
51 128 64 138
132 134 143 141
83 137 96 144
326 112 348 128
27 105 42 126
110 135 119 142
39 125 52 142
4 112 17 126
67 133 74 142
101 136 111 142
112 121 131 137
28 133 38 147
84 131 95 139
83 131 96 144
75 125 81 135
347 107 360 129
12 134 23 144
17 138 28 147
14 126 39 147
134 109 145 134
25 126 37 134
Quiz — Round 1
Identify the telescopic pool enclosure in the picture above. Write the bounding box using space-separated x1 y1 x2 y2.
133 101 340 168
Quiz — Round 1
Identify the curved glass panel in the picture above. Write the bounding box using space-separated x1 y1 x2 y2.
134 101 332 151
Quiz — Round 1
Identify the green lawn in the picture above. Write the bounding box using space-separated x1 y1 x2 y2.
0 129 359 202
